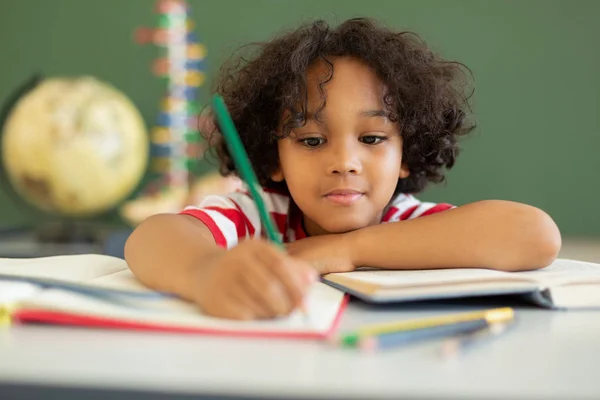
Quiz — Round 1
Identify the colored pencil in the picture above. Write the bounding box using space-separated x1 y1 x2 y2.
359 318 490 351
439 320 515 358
211 94 308 316
211 94 282 245
337 307 514 347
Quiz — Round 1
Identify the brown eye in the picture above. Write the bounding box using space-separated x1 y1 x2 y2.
360 135 387 145
299 137 325 147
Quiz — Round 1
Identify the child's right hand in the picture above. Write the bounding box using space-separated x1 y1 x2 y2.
192 239 318 320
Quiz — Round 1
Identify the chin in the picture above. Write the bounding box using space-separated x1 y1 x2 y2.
318 217 371 234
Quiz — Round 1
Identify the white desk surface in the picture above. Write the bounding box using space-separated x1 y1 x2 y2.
1 297 599 400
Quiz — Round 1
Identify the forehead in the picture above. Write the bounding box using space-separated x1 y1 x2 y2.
304 56 386 111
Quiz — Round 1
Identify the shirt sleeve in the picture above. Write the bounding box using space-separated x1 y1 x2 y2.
179 192 262 249
382 194 455 222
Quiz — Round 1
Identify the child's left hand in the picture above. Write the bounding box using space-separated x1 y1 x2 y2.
286 234 356 275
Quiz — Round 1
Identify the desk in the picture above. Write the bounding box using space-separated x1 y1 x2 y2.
1 298 599 400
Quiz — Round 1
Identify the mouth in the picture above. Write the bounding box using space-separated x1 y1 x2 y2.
323 189 365 206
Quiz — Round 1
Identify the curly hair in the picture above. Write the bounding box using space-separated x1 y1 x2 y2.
207 17 475 194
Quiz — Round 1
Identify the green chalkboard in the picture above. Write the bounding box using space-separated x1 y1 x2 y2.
1 0 599 236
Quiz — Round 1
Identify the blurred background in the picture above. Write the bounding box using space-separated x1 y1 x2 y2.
0 0 598 260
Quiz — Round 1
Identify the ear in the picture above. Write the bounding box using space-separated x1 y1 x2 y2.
399 163 410 179
271 168 284 182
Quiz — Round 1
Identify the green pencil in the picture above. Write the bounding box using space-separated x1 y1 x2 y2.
210 94 282 245
211 95 309 317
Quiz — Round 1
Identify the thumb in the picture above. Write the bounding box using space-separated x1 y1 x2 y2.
293 259 319 285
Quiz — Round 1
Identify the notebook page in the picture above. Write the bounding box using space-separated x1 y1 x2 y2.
516 259 600 286
0 254 151 299
546 284 600 308
18 273 345 335
0 281 40 305
326 267 522 288
0 254 127 282
86 268 155 292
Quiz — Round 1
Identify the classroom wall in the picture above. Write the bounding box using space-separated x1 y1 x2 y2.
0 0 599 236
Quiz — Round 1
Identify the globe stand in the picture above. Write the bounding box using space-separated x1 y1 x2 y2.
0 218 111 259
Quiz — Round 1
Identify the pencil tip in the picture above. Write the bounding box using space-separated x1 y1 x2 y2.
358 337 377 352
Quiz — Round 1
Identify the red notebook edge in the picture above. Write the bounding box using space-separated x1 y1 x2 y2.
12 295 349 340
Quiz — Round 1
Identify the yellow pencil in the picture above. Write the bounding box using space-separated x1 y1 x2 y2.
337 307 514 347
0 304 14 327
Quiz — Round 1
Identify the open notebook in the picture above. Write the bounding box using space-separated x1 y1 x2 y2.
322 258 600 309
0 254 347 339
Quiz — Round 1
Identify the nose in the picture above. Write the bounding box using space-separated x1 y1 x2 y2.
327 141 362 175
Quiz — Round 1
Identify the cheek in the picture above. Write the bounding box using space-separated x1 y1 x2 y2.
373 144 402 175
277 143 310 181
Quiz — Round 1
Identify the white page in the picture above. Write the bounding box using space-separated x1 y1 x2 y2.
326 258 600 290
19 272 345 335
86 269 156 292
2 255 346 334
0 254 151 299
517 259 600 286
0 254 127 282
548 284 600 308
326 267 517 288
0 281 40 305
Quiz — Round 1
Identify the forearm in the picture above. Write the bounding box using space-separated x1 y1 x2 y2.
347 200 561 271
124 213 224 300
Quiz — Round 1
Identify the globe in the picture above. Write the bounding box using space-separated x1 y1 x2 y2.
1 76 149 217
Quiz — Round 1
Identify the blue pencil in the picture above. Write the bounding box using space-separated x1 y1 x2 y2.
359 319 489 351
439 321 515 358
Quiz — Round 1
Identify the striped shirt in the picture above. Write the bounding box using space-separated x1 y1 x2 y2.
181 188 453 249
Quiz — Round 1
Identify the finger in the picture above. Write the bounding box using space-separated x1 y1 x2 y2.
231 276 274 319
297 260 319 283
220 303 253 320
262 242 317 284
229 241 290 316
202 292 254 321
256 249 304 308
239 259 290 316
257 249 311 310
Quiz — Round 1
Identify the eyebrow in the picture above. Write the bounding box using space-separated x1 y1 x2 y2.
303 109 391 121
359 109 391 118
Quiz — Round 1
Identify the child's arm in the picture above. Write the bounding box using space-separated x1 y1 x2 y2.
124 213 223 300
125 213 315 319
288 200 561 272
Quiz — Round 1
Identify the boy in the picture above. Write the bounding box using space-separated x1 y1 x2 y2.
125 18 561 320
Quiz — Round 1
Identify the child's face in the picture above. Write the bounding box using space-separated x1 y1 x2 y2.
273 56 409 236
